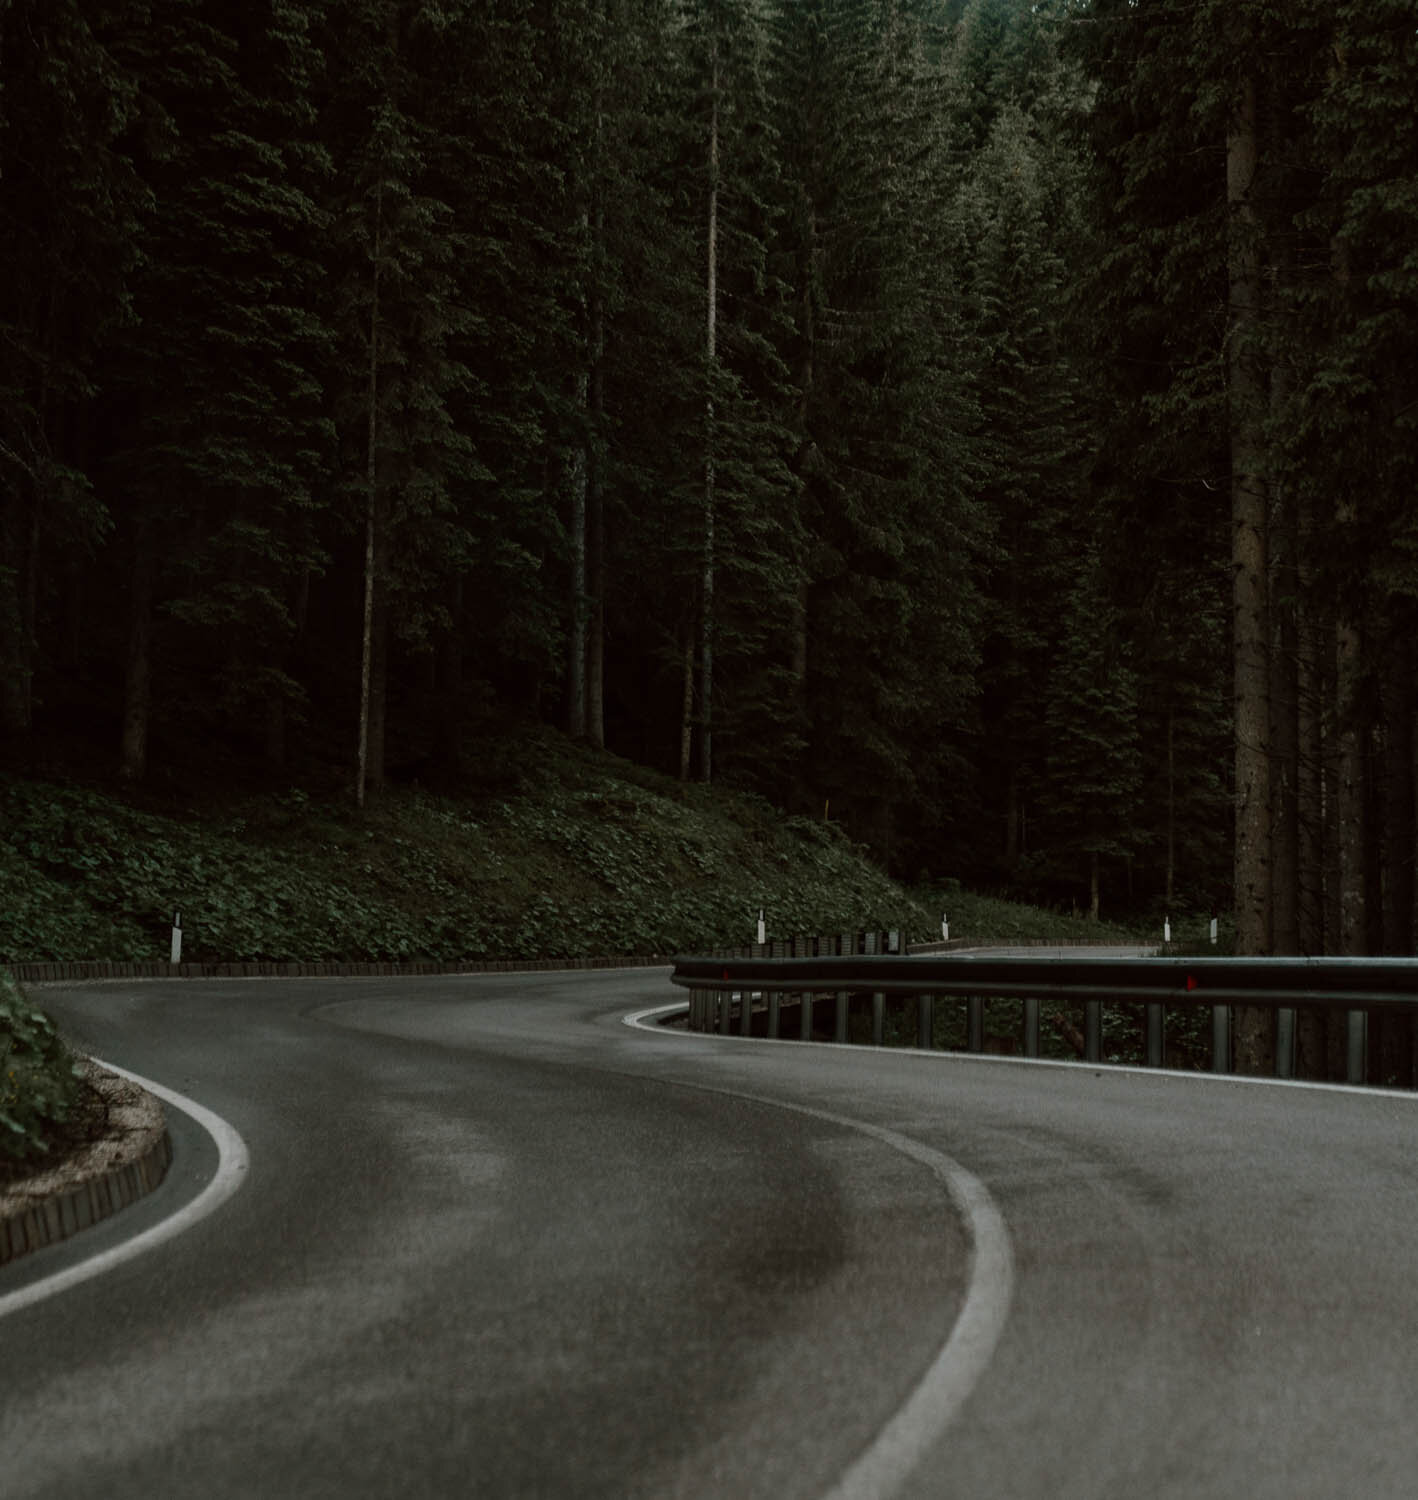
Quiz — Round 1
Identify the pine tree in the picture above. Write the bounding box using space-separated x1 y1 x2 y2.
1040 549 1143 919
0 0 145 734
86 0 335 779
769 0 984 862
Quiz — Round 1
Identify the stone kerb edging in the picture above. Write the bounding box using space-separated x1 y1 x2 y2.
5 955 676 983
0 1062 173 1269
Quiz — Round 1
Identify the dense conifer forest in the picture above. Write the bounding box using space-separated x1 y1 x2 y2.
2 1 1414 995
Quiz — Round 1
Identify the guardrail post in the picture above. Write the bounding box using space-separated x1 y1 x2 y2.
1212 1006 1230 1072
719 991 733 1036
1347 1010 1367 1085
740 987 753 1037
1085 1000 1102 1062
1275 1007 1295 1079
768 992 780 1039
918 993 933 1049
835 992 848 1043
872 992 885 1046
800 990 814 1042
1146 1004 1164 1068
1024 997 1040 1058
967 995 984 1053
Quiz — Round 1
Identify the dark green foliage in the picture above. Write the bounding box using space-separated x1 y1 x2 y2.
0 971 81 1163
1 0 1412 954
0 751 930 961
1038 550 1142 911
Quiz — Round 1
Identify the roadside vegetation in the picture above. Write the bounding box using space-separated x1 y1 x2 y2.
0 730 1164 966
0 729 1193 1160
0 971 81 1170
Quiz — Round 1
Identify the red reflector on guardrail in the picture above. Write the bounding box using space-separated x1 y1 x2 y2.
1187 975 1198 991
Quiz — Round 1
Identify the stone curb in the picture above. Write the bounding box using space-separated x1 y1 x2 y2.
0 1125 173 1269
5 956 675 983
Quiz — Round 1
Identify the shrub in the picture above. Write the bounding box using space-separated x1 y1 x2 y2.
0 972 82 1164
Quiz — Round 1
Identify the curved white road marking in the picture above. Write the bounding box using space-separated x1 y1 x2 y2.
623 1003 1015 1500
623 1002 1418 1100
0 1058 249 1321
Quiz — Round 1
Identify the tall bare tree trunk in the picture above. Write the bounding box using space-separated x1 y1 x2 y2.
1375 631 1415 1081
1382 632 1417 956
1165 707 1176 910
1294 478 1328 1075
1270 456 1300 956
586 67 606 752
699 42 719 786
679 627 694 783
436 580 465 776
357 173 382 810
1229 74 1272 1070
585 314 605 752
565 368 588 740
118 513 153 783
367 545 388 794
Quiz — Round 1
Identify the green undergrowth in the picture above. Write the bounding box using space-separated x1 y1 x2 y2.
915 885 1144 947
0 970 81 1165
0 730 1162 965
0 736 926 962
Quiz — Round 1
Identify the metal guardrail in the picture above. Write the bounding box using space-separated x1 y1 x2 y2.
669 954 1418 1085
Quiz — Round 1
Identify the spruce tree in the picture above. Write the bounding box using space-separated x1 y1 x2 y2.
0 0 146 734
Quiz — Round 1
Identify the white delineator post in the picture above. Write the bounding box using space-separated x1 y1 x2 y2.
942 913 949 942
170 911 182 965
1210 917 1219 945
1164 917 1171 944
756 909 766 945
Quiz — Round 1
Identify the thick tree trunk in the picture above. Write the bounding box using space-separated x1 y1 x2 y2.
678 627 694 783
586 306 605 752
1005 767 1020 864
367 569 388 795
436 580 465 776
699 43 719 786
1382 631 1417 955
118 515 154 784
1334 614 1366 957
1229 75 1272 1069
1165 707 1175 910
1294 481 1328 1075
0 495 36 734
1374 635 1414 1081
1269 338 1299 955
586 81 606 753
357 169 383 810
565 371 588 740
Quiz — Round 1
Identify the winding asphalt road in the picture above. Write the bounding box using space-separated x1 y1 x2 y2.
4 968 1418 1498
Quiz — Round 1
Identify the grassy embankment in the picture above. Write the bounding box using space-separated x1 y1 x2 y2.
1 726 1170 1158
0 728 1148 966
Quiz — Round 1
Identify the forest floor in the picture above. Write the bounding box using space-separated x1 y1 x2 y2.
0 720 1153 965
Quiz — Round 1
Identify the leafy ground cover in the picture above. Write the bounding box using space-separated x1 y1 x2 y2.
0 729 1168 965
0 971 82 1170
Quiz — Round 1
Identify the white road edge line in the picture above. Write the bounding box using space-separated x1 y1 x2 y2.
0 1058 250 1321
622 1003 1016 1500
